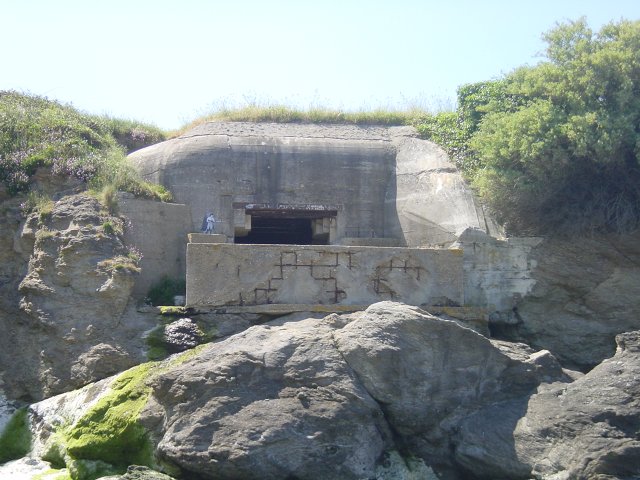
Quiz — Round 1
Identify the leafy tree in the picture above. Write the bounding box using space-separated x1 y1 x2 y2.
469 18 640 235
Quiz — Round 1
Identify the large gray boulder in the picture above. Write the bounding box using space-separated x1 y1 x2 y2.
23 302 629 480
139 302 568 479
333 303 570 472
455 330 640 479
142 312 392 480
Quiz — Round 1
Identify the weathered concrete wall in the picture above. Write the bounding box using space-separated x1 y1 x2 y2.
129 122 494 247
389 136 502 246
118 194 193 297
186 243 463 308
452 228 542 312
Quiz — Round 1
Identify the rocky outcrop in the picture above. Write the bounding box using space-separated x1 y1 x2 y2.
453 227 640 371
20 302 582 480
455 330 640 479
512 232 640 369
161 318 205 352
0 194 156 400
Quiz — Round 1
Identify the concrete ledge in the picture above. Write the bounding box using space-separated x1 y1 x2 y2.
188 233 227 243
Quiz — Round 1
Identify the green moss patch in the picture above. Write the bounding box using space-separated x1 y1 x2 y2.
65 363 156 468
0 407 31 463
158 306 188 316
43 351 199 480
32 468 73 480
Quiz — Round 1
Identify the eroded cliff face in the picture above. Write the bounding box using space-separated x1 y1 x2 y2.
512 232 640 369
455 227 640 371
0 193 154 401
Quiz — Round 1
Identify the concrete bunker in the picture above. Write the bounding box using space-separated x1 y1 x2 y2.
127 122 511 323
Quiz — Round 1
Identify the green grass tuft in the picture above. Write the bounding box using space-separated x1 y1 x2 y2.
97 255 141 274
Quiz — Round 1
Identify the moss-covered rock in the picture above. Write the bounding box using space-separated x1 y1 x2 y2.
0 407 31 463
97 465 177 480
37 350 201 480
64 363 156 468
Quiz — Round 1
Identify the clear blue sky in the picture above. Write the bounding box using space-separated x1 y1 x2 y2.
2 0 639 130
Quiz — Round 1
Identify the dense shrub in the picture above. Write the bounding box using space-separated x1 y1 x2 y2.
417 18 640 236
471 19 640 235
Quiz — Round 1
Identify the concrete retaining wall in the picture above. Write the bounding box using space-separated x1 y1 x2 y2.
186 243 463 308
118 194 193 297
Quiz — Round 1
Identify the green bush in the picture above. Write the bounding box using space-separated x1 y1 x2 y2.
417 18 640 236
470 18 640 235
146 276 186 306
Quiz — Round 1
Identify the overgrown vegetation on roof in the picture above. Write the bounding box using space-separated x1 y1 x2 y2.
172 103 430 137
0 91 170 201
416 18 640 236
